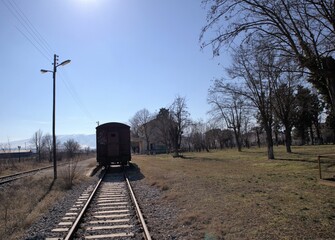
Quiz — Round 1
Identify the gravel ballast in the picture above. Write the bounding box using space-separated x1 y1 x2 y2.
24 175 98 240
24 165 177 239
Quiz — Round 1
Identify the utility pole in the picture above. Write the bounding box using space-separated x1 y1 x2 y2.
18 146 21 162
52 54 57 179
41 54 71 180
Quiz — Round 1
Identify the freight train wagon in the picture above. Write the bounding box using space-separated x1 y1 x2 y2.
96 122 131 166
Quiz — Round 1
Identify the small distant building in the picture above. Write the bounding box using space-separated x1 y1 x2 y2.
0 150 34 159
131 136 142 154
131 118 169 154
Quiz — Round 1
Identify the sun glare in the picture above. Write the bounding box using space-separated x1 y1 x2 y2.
78 0 96 3
74 0 100 6
72 0 104 12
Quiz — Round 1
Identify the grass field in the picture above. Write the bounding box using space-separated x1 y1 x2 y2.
132 145 335 239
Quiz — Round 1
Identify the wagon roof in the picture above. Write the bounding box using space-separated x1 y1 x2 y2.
96 122 130 130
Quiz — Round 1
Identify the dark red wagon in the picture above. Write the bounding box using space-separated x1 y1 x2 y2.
96 122 131 166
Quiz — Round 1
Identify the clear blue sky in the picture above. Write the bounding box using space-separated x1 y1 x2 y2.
0 0 227 143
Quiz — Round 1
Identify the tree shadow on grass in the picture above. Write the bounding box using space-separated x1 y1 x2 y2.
37 179 55 203
180 155 226 162
273 157 317 163
179 155 196 160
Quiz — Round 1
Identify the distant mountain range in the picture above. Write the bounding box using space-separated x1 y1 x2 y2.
58 134 96 149
2 134 96 150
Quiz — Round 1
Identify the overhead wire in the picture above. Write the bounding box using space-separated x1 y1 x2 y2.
59 71 96 122
14 25 51 62
11 0 54 56
1 0 53 62
3 0 95 124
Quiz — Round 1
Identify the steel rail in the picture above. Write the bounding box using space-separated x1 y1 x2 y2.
0 165 53 184
64 170 106 240
0 165 52 179
125 174 152 240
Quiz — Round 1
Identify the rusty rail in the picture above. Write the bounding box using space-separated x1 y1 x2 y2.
125 174 152 240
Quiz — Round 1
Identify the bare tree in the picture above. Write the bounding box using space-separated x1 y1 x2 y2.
204 127 224 150
129 108 153 153
31 130 44 162
225 43 278 159
294 85 323 145
84 146 91 155
242 114 252 149
169 96 191 157
200 0 335 113
208 82 249 151
62 139 81 189
188 120 208 152
42 133 52 162
63 139 80 159
271 68 300 153
251 125 263 148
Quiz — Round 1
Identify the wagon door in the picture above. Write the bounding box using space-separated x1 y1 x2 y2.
108 132 119 157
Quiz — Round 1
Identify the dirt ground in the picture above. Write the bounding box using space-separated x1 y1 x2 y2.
130 146 335 240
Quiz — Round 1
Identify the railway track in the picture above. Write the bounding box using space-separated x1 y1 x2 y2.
0 165 52 185
47 167 151 240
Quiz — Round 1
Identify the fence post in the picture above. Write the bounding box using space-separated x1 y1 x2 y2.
318 155 322 179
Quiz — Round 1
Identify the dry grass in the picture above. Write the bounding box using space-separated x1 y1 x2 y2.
0 153 96 177
58 157 81 189
0 157 96 240
132 145 335 239
0 175 61 240
0 160 51 177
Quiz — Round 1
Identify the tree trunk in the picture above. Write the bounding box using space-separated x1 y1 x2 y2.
173 142 179 157
314 121 322 144
267 144 274 160
300 129 306 145
146 139 150 154
265 126 275 159
233 129 242 152
173 133 180 157
38 149 41 162
310 126 315 145
284 128 292 153
256 129 261 148
323 57 335 115
274 130 279 147
236 136 242 152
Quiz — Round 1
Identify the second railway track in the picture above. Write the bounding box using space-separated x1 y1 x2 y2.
47 166 151 240
0 165 53 185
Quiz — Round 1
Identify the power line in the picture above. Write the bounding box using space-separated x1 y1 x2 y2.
2 0 53 62
11 0 54 56
15 26 51 62
59 71 95 122
3 0 95 125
